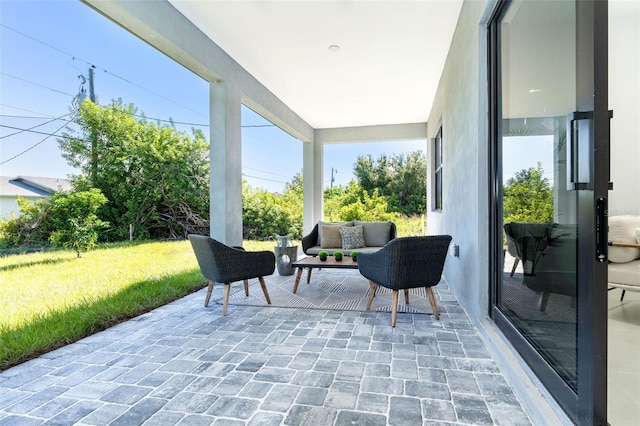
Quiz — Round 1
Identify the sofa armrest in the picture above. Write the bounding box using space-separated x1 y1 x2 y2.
302 224 320 254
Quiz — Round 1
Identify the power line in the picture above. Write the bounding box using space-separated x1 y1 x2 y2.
242 131 293 154
0 113 73 139
242 173 288 185
1 23 207 119
1 24 94 67
1 72 75 98
0 73 209 128
0 114 57 119
243 165 293 179
99 69 206 118
0 124 77 139
0 121 68 165
0 125 91 145
0 104 55 118
131 113 208 128
1 112 281 131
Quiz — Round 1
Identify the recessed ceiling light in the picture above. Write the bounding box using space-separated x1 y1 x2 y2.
528 89 541 93
328 45 341 52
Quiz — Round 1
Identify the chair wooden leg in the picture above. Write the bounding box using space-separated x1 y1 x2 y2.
510 258 519 277
223 283 231 316
366 280 378 310
259 277 271 305
391 290 399 327
426 287 440 320
538 291 550 312
244 279 249 296
404 289 410 304
204 281 214 307
621 289 626 301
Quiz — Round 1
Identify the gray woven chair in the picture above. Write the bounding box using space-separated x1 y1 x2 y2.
188 234 275 316
357 235 452 326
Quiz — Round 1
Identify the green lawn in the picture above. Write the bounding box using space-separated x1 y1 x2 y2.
0 240 206 369
0 239 290 370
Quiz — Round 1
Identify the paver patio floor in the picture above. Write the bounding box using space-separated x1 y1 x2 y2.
0 273 532 425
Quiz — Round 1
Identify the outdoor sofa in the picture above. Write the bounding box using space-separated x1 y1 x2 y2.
302 220 397 255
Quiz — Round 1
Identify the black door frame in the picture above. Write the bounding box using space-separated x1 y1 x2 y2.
487 0 609 423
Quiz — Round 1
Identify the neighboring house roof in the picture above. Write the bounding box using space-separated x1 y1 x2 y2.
0 176 73 198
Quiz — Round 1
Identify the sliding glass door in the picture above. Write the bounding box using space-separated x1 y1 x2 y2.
488 0 609 423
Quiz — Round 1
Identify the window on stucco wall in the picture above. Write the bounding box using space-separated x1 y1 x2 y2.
434 126 443 211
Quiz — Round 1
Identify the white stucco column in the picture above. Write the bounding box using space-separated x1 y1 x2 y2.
313 138 324 222
302 139 321 233
210 81 243 245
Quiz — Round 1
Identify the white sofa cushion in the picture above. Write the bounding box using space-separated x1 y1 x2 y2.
608 216 640 263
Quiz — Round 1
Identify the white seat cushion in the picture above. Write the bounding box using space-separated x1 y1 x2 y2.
608 216 640 263
609 260 640 287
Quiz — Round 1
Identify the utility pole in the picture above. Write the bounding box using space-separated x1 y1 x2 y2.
330 167 337 188
88 66 97 187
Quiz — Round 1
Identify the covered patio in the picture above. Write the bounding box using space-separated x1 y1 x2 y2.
1 0 602 423
0 272 531 425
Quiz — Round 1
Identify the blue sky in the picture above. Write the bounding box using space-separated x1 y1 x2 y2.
0 0 425 193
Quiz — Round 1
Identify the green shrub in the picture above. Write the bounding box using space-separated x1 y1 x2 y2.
0 189 109 252
242 182 302 239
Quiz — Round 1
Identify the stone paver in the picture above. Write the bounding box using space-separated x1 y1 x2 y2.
0 275 532 425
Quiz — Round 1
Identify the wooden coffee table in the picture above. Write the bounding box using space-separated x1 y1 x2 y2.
291 256 359 293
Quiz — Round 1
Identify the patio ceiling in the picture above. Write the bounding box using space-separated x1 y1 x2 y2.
168 1 464 129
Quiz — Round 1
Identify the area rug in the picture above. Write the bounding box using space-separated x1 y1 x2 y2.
212 269 435 315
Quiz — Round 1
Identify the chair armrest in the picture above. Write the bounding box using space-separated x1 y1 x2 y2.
609 241 640 248
357 247 392 286
389 222 398 240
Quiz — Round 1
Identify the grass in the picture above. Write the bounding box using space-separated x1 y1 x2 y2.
0 218 416 370
0 240 205 370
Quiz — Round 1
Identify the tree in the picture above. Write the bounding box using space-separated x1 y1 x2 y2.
58 100 210 240
242 181 302 239
323 182 398 222
503 163 554 224
353 150 426 215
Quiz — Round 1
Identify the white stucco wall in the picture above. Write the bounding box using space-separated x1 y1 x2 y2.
426 0 491 321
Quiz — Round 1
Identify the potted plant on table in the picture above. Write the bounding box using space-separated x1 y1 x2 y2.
318 250 328 261
334 250 343 261
350 251 358 261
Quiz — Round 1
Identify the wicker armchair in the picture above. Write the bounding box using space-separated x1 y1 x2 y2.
357 235 452 326
188 234 275 316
